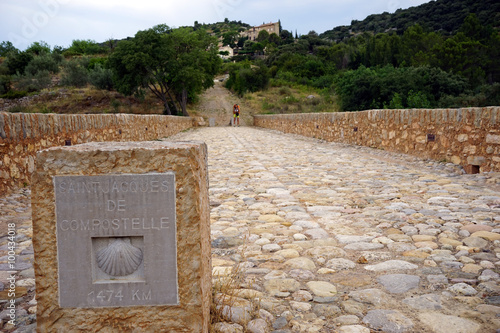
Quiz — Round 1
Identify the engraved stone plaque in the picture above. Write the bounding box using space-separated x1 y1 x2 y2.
54 173 177 308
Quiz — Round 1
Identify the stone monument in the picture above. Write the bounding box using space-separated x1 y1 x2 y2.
31 141 211 332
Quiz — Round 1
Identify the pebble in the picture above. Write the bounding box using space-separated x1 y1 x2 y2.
3 127 500 332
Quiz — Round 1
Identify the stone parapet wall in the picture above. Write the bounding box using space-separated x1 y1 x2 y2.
254 107 500 173
0 112 193 194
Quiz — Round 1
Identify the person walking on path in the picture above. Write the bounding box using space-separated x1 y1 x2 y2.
233 104 240 126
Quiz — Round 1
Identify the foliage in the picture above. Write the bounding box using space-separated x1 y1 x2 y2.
89 64 114 90
109 25 221 115
24 53 60 75
334 65 468 111
320 0 500 40
14 70 51 92
5 51 33 75
0 41 17 57
63 39 106 56
224 61 270 96
60 58 89 87
25 41 51 55
0 75 11 95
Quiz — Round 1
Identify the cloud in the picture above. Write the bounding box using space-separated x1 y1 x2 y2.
0 0 431 49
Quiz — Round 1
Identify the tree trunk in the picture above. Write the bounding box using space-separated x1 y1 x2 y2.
163 102 172 115
180 89 190 117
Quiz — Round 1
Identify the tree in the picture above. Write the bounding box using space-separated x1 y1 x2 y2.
26 41 51 55
0 41 17 57
256 30 270 43
64 39 105 56
222 31 239 47
109 25 221 115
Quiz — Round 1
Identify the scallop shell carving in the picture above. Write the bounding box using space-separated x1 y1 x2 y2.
96 238 143 276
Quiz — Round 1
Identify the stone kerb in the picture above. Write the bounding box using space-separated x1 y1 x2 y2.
253 107 500 173
31 141 211 332
0 112 193 195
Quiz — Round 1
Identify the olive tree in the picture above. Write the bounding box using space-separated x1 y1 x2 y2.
109 25 221 115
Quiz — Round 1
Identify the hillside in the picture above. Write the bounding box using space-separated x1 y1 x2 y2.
320 0 500 40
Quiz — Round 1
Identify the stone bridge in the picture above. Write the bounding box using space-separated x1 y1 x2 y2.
1 126 500 332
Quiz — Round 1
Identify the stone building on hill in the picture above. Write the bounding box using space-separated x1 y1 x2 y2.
240 21 280 41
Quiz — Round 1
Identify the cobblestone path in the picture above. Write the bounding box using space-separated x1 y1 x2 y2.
1 126 500 332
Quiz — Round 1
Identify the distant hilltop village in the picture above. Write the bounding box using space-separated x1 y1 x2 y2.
218 21 280 59
240 21 280 41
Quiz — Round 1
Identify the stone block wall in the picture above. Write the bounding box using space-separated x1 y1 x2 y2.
0 112 193 195
254 107 500 173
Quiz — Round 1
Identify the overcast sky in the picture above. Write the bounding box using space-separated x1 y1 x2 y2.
1 0 430 50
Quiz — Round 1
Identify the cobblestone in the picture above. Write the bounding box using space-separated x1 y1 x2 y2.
1 126 500 332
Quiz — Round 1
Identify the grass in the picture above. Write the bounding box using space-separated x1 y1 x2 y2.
3 86 165 115
239 84 340 117
210 237 262 332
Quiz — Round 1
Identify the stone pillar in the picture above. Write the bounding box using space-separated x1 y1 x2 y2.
31 141 211 332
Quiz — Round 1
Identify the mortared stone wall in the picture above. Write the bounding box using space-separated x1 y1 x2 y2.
254 107 500 173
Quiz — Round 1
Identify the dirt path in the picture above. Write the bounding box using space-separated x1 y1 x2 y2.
193 78 253 126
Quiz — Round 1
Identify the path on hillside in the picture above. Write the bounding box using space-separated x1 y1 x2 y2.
194 78 254 127
1 127 500 332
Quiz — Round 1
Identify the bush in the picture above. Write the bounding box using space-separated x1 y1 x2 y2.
24 53 60 75
1 90 28 99
5 51 33 75
60 58 89 87
0 75 11 94
14 70 51 92
335 65 469 111
89 64 114 90
225 61 270 96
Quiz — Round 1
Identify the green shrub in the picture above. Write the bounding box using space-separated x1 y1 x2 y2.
14 70 51 92
89 64 114 90
5 51 33 75
24 53 60 75
278 86 291 96
1 90 28 99
407 90 431 108
7 105 29 113
60 58 89 87
0 75 11 94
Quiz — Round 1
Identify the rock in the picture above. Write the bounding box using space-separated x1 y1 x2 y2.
313 303 342 317
335 315 360 325
290 301 312 312
288 269 315 280
377 274 420 293
292 290 313 302
263 279 300 295
247 319 268 333
304 246 347 259
262 244 281 253
447 283 478 296
272 316 288 330
325 258 356 270
461 224 493 233
348 288 387 305
304 228 329 239
338 325 370 333
213 322 244 333
418 312 481 333
306 281 337 297
362 309 414 333
463 236 489 249
344 242 384 251
336 235 374 244
364 260 418 271
471 231 500 241
283 257 316 271
403 294 442 310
